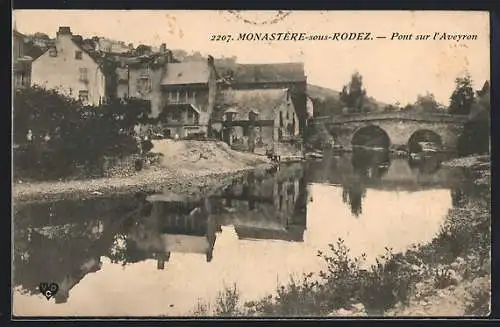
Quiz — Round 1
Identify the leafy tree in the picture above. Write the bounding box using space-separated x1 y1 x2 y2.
339 72 368 114
13 87 148 180
457 80 491 156
449 75 475 115
415 92 441 113
311 96 344 117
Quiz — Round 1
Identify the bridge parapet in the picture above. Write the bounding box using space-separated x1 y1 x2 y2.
313 112 470 125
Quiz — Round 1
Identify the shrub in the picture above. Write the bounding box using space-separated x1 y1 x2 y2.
13 87 151 180
433 268 454 289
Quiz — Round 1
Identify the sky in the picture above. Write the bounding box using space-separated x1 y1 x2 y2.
13 10 490 106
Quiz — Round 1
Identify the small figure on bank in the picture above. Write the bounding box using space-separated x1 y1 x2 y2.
26 129 33 142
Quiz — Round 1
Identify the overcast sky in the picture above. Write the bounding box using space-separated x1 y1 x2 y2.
13 10 490 106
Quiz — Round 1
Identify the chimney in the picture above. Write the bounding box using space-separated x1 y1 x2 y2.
56 26 72 38
159 43 167 53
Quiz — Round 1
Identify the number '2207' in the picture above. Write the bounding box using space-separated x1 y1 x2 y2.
209 35 233 43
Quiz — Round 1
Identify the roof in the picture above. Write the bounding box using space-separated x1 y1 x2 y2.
213 88 290 121
215 62 306 84
161 61 210 86
13 29 25 39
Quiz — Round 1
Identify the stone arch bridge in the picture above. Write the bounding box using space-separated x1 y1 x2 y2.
312 112 470 151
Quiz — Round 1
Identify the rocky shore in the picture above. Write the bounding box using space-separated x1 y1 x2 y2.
13 140 272 204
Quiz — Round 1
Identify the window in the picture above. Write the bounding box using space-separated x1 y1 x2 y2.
185 90 190 103
75 51 83 60
137 78 152 94
49 48 57 57
187 110 194 120
172 110 181 121
79 68 88 82
192 91 197 101
78 90 89 103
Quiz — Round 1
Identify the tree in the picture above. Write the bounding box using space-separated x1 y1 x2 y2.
415 92 440 113
449 75 475 115
311 96 344 117
339 72 368 114
457 80 490 156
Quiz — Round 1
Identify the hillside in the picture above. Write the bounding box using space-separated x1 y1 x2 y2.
307 83 389 112
307 84 341 100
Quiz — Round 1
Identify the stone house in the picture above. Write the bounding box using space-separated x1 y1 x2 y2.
12 29 32 89
158 56 218 139
121 44 175 116
215 62 308 135
127 194 220 267
213 88 300 152
30 27 110 106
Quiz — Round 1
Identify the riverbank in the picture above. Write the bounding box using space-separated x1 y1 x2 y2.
13 140 271 204
191 154 491 317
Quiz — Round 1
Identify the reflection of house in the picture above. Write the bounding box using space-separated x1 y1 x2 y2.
13 29 32 89
158 56 218 138
128 194 219 268
213 89 299 151
30 27 110 106
214 164 307 242
215 62 308 134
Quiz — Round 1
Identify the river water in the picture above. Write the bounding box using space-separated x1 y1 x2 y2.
13 150 473 317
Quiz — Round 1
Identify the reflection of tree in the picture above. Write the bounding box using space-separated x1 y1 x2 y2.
13 226 104 299
342 183 366 217
351 149 390 180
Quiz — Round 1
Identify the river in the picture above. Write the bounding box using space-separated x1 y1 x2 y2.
13 150 474 317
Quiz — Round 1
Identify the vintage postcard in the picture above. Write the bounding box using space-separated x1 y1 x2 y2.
12 10 491 317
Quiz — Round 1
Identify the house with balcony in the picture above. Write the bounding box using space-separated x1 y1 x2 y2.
12 29 32 89
215 61 308 135
30 27 108 106
212 88 300 152
158 56 218 138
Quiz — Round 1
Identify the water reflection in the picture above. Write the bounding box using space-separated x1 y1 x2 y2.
310 149 462 217
13 152 471 316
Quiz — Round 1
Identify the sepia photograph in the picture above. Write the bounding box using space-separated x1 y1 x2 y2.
12 10 491 317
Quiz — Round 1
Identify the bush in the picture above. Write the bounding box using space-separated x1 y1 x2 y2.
13 87 151 180
243 239 422 316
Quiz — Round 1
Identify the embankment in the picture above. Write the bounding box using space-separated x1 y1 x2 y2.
13 140 271 204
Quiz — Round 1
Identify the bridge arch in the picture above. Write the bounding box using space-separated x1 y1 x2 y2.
407 129 443 152
351 125 391 149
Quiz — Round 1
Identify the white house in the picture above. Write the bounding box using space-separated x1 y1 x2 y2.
31 27 107 106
